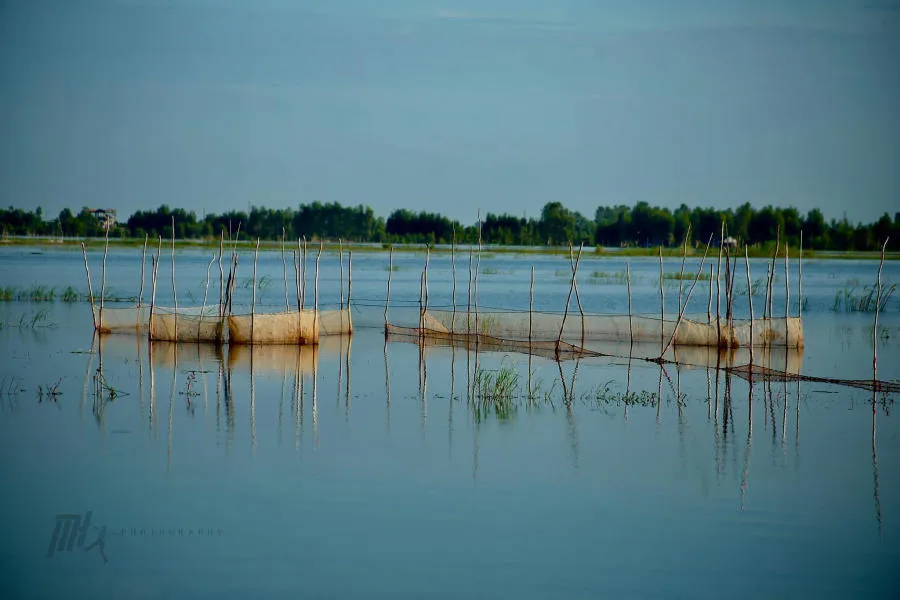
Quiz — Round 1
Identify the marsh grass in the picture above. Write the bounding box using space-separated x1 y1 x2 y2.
480 267 500 276
472 364 519 421
0 309 56 330
833 283 897 313
662 271 711 281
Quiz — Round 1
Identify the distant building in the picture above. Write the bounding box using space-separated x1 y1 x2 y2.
90 209 117 231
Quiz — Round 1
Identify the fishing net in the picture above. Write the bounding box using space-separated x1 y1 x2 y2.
421 309 804 349
93 305 150 333
227 310 319 345
318 308 353 336
149 305 225 343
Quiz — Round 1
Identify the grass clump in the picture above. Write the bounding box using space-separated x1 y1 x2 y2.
833 284 896 313
587 270 628 285
472 364 519 421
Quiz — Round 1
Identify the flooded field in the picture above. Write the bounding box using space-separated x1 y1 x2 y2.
1 244 899 599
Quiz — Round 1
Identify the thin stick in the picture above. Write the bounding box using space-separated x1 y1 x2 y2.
301 236 308 312
148 254 157 335
347 251 353 333
660 233 714 357
716 221 723 346
252 238 260 342
764 263 771 321
874 238 889 379
139 234 148 307
315 241 322 317
568 242 586 346
784 240 791 324
467 248 473 338
171 216 177 340
707 265 713 323
746 246 754 363
769 225 780 322
626 261 634 347
659 246 665 354
451 226 457 331
529 265 535 348
218 231 225 317
100 224 109 331
339 239 344 310
282 228 289 311
82 242 96 329
424 246 431 321
798 230 803 320
418 271 424 331
295 239 301 310
384 245 393 331
558 244 584 352
200 254 215 342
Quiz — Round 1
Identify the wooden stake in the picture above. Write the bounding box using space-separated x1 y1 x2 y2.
659 246 665 354
82 242 96 329
282 228 289 311
424 246 431 321
467 248 473 338
678 225 690 314
707 264 713 323
798 230 803 320
558 244 584 352
171 216 177 340
784 242 790 336
716 221 723 346
301 236 308 311
100 225 109 331
148 254 157 336
384 245 393 331
139 233 148 308
769 225 780 322
315 241 322 318
218 232 225 316
451 226 457 331
295 239 301 311
874 238 889 379
569 242 586 347
252 238 260 342
746 246 754 363
347 251 353 333
200 254 215 342
339 238 344 310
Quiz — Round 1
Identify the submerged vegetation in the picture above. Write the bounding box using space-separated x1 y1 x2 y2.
0 285 132 304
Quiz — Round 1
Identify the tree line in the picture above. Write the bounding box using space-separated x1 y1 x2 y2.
1 201 898 251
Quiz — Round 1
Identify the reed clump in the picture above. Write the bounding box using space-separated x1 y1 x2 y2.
472 364 519 420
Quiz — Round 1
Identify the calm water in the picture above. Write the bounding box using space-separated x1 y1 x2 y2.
1 245 898 599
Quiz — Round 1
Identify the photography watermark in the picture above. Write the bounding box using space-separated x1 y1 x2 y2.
47 510 223 564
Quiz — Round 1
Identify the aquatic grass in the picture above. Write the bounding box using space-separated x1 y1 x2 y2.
0 309 56 330
480 267 500 276
586 270 629 285
472 364 520 421
61 286 79 302
662 271 711 281
832 283 896 313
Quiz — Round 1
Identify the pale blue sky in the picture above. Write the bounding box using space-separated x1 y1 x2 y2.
1 0 898 224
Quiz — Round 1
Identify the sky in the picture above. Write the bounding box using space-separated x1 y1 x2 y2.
1 0 898 225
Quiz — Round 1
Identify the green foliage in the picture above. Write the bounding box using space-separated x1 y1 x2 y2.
472 364 520 421
833 284 897 313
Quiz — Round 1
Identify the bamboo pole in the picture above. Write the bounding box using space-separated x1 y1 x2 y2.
764 263 771 322
626 261 634 348
474 212 482 341
746 246 754 364
252 238 260 342
294 245 300 311
874 238 889 379
678 225 690 314
384 245 393 332
149 254 158 337
424 246 431 323
659 246 665 354
418 271 425 332
707 265 713 323
301 236 308 311
660 233 714 357
82 242 96 329
139 234 148 307
339 239 344 310
282 228 289 311
100 225 109 331
171 217 177 340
